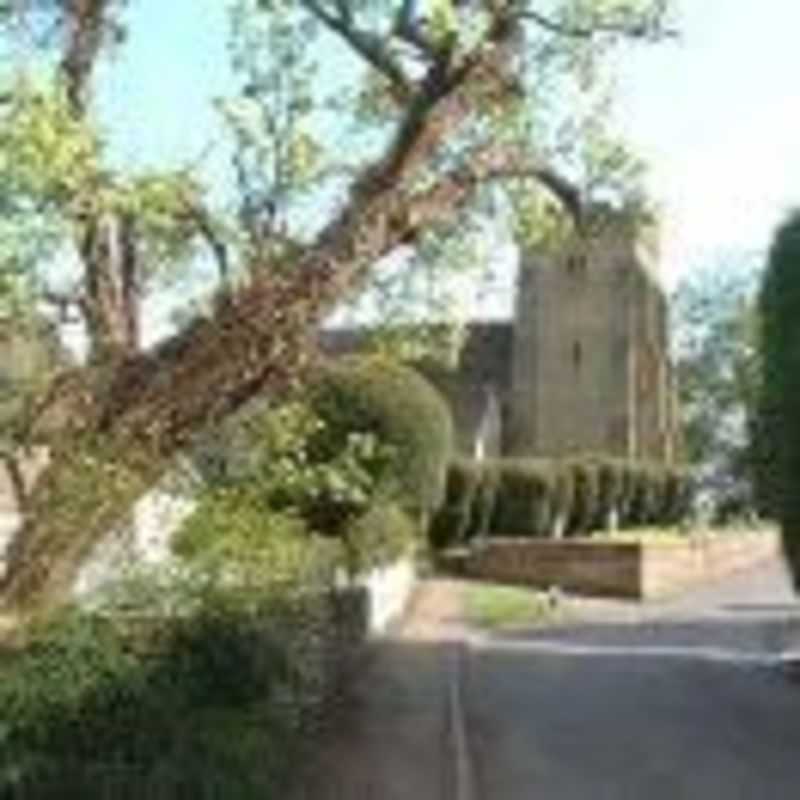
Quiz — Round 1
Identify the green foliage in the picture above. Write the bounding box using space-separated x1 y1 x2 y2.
471 460 500 541
308 356 453 516
429 459 482 549
0 315 65 445
222 0 327 257
490 459 555 538
0 533 363 798
672 258 763 511
593 456 625 525
192 399 393 536
428 456 693 548
0 79 100 204
465 584 563 630
759 211 800 583
343 503 417 575
566 458 599 534
172 490 330 572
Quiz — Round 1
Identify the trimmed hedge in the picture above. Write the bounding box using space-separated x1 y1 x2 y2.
490 459 554 538
430 457 694 547
428 459 482 549
308 356 453 516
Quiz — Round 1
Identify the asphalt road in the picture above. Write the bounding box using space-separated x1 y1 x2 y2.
466 559 800 800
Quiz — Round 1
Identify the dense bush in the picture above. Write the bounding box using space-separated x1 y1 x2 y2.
593 457 626 528
566 459 599 535
0 526 365 799
428 456 694 548
759 211 800 583
342 502 418 575
307 356 453 517
193 356 453 538
428 459 482 548
471 460 500 541
490 459 554 537
192 400 389 537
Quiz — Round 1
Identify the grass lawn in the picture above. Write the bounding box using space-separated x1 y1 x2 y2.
465 583 565 630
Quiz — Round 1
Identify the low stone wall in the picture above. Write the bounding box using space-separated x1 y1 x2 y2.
465 532 781 599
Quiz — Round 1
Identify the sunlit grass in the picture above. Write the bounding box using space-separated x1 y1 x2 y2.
465 583 564 630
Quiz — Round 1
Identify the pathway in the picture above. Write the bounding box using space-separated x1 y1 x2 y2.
295 560 800 799
468 558 800 799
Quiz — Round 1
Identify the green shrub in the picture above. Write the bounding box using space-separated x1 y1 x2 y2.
663 467 687 524
490 459 553 538
759 211 800 583
190 356 452 540
470 460 500 541
308 356 453 516
566 459 599 535
428 459 482 549
549 463 574 535
192 401 389 538
427 457 693 549
173 490 313 564
0 531 361 799
626 463 652 526
343 503 417 575
593 457 625 529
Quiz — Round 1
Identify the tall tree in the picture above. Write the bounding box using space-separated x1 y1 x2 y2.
0 0 676 611
759 211 800 585
1 1 207 367
672 259 762 516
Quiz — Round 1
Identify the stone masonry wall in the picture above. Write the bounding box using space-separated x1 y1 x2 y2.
466 532 781 600
510 221 677 463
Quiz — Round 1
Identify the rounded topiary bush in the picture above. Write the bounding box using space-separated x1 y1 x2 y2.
308 356 453 516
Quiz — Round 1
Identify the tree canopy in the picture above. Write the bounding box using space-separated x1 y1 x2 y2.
0 0 676 611
671 257 762 516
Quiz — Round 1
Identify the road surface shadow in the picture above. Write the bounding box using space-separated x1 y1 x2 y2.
292 638 453 800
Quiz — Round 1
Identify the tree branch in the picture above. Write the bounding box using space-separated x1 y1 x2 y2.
516 3 676 40
182 201 231 289
40 288 87 325
0 3 543 612
60 0 113 115
393 0 440 61
0 450 27 514
298 0 413 99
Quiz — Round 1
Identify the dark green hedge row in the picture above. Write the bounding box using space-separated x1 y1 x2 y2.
430 457 693 548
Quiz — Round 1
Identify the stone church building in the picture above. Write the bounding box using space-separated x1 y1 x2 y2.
328 217 680 465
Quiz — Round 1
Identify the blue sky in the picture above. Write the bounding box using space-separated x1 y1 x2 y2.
96 0 800 297
616 0 800 284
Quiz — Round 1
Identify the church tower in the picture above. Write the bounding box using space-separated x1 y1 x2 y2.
509 217 678 463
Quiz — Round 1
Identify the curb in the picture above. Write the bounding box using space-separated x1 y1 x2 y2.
446 640 477 800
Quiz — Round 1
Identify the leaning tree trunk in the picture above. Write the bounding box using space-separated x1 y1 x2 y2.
2 26 582 613
0 16 528 613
